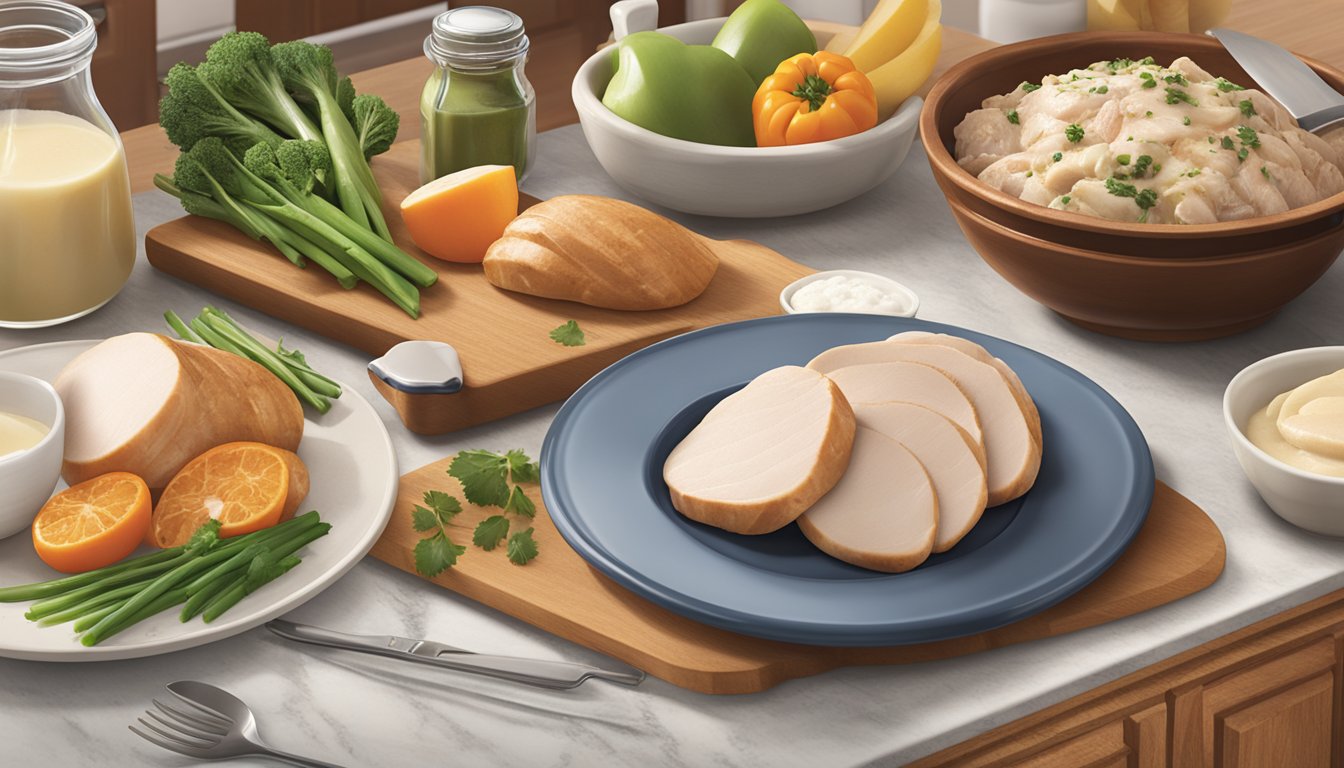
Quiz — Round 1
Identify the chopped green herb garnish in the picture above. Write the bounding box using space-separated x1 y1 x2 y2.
1117 154 1131 165
1145 110 1154 117
1107 57 1133 71
1025 170 1033 177
1060 195 1072 204
1213 77 1244 92
1165 87 1198 106
1237 147 1249 162
1261 165 1271 179
1006 109 1020 124
1020 81 1042 92
1133 154 1153 177
1153 163 1162 173
1138 56 1155 65
1221 136 1236 150
1105 178 1159 219
1106 177 1138 198
549 320 586 347
1052 151 1063 162
1065 123 1084 143
1237 125 1261 148
1239 99 1256 117
1183 116 1192 126
1163 72 1189 86
1139 72 1157 88
1208 136 1216 144
1096 85 1108 94
1187 168 1201 177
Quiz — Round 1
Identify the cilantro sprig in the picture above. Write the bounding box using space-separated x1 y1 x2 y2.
550 320 586 347
412 491 466 578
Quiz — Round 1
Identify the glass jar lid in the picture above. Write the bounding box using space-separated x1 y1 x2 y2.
425 6 529 71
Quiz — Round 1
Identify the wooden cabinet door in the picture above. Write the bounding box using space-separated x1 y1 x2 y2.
1168 637 1341 768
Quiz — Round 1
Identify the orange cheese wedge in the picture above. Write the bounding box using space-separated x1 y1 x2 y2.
400 164 519 264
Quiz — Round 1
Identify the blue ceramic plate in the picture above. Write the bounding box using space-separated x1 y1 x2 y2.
541 314 1153 646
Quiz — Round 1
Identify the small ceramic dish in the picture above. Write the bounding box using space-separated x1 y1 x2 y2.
779 270 920 317
1224 347 1344 536
0 371 65 540
570 3 922 218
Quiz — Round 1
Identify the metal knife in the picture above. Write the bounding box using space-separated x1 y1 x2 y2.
266 620 645 690
1210 28 1344 133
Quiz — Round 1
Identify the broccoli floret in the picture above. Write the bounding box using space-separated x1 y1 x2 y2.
197 32 323 144
352 94 398 159
160 63 284 153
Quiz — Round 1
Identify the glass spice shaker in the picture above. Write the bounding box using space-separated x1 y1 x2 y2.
420 6 537 184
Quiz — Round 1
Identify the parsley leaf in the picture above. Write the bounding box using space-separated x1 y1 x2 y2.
1213 77 1244 92
1065 123 1084 143
186 519 223 554
1237 125 1261 148
411 505 440 532
504 485 536 519
1164 87 1198 106
507 528 539 565
1239 99 1256 117
472 515 510 551
1162 72 1189 86
1138 56 1155 65
414 532 465 578
1052 151 1062 162
1237 147 1249 162
549 320 586 347
1106 177 1139 198
449 450 513 507
1261 165 1272 179
1005 109 1019 124
1183 116 1192 126
1020 81 1041 92
1221 136 1236 150
1132 154 1153 177
423 490 461 523
506 449 539 483
1139 72 1156 88
1106 57 1133 71
1060 195 1071 204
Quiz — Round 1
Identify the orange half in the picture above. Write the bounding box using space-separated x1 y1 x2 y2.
400 164 519 263
33 472 152 574
151 442 309 548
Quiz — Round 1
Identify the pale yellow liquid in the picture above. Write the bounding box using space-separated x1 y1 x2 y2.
0 109 135 324
0 411 49 458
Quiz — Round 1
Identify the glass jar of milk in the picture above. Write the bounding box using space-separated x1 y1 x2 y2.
0 0 135 328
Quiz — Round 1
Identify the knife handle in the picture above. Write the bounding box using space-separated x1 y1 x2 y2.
421 652 645 690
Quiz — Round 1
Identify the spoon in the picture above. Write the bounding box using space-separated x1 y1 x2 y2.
1210 28 1344 133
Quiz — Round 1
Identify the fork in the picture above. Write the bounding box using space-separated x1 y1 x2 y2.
129 680 346 767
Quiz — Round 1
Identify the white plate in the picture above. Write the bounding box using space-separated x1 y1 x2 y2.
0 340 398 661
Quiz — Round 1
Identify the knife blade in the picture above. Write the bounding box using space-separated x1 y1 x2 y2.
266 620 645 690
1210 28 1344 132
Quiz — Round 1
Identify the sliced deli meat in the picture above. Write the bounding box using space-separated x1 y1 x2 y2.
808 340 1040 506
664 365 856 535
54 333 304 490
823 361 986 461
854 403 988 552
797 426 938 573
888 331 1042 448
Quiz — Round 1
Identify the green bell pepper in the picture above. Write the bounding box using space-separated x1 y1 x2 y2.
601 31 757 147
712 0 817 85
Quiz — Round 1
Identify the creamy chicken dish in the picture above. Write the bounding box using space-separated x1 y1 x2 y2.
954 56 1344 224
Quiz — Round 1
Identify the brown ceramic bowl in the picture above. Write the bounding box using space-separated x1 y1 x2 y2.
948 199 1344 341
921 31 1344 339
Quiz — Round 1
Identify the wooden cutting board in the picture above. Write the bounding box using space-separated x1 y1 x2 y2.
369 455 1226 695
144 141 814 435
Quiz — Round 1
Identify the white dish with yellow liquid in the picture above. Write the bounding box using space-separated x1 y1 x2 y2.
0 109 135 327
0 371 64 539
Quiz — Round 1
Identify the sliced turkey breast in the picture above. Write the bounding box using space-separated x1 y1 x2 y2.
887 331 1042 448
808 340 1041 505
797 426 938 573
854 403 988 552
664 365 856 535
823 361 985 463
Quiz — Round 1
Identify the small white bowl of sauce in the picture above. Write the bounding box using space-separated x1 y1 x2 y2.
0 372 65 539
780 270 920 318
1224 347 1344 536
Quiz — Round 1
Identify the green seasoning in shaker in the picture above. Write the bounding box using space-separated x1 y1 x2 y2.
421 6 536 183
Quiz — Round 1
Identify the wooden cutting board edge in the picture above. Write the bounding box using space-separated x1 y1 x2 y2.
370 456 1225 696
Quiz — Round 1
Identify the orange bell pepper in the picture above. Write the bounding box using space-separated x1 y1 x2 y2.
752 51 878 147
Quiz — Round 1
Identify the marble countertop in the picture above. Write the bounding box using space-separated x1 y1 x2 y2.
3 126 1343 767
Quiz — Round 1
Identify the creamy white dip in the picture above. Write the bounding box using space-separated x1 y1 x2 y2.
790 275 911 315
